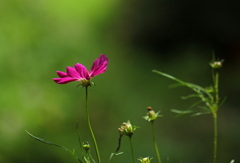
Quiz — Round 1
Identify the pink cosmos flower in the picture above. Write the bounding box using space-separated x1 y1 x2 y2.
53 54 108 86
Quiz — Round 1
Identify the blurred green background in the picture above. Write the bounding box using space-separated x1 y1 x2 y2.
1 0 239 163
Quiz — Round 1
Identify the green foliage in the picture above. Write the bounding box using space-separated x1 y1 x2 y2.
153 58 224 163
152 69 221 116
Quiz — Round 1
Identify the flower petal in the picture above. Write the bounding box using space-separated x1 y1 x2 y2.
56 71 68 78
74 63 88 79
53 77 78 84
89 54 108 77
90 62 108 77
66 66 80 79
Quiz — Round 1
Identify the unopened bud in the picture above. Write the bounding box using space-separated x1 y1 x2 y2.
118 120 137 137
82 141 90 151
143 107 162 122
138 157 152 163
209 60 224 69
147 107 156 119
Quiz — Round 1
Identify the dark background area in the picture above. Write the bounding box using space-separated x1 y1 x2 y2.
114 0 240 59
0 0 239 163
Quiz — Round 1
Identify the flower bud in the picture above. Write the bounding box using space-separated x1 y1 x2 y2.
209 59 224 69
138 157 152 163
118 120 137 137
143 107 162 122
82 141 90 151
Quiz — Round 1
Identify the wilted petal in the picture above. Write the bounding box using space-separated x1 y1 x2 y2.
74 63 89 79
90 54 108 77
56 71 68 78
66 66 80 79
53 77 78 84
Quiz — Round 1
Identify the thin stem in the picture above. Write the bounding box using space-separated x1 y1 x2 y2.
76 122 84 152
151 121 162 163
76 122 85 163
213 112 217 163
214 72 219 110
212 70 219 163
85 87 101 163
129 137 136 163
85 150 91 163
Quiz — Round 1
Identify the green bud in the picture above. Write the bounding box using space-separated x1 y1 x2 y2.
143 107 162 122
82 141 90 151
138 157 152 163
209 59 224 69
118 120 137 137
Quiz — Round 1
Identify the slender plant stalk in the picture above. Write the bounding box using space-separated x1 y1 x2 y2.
212 71 219 163
212 112 217 163
84 149 91 163
214 72 219 106
151 121 162 163
129 137 136 163
85 86 101 163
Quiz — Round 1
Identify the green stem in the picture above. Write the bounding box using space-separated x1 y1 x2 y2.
129 137 136 163
85 150 91 163
212 71 219 163
76 122 84 153
85 86 101 163
213 112 217 163
151 121 162 163
214 72 219 110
